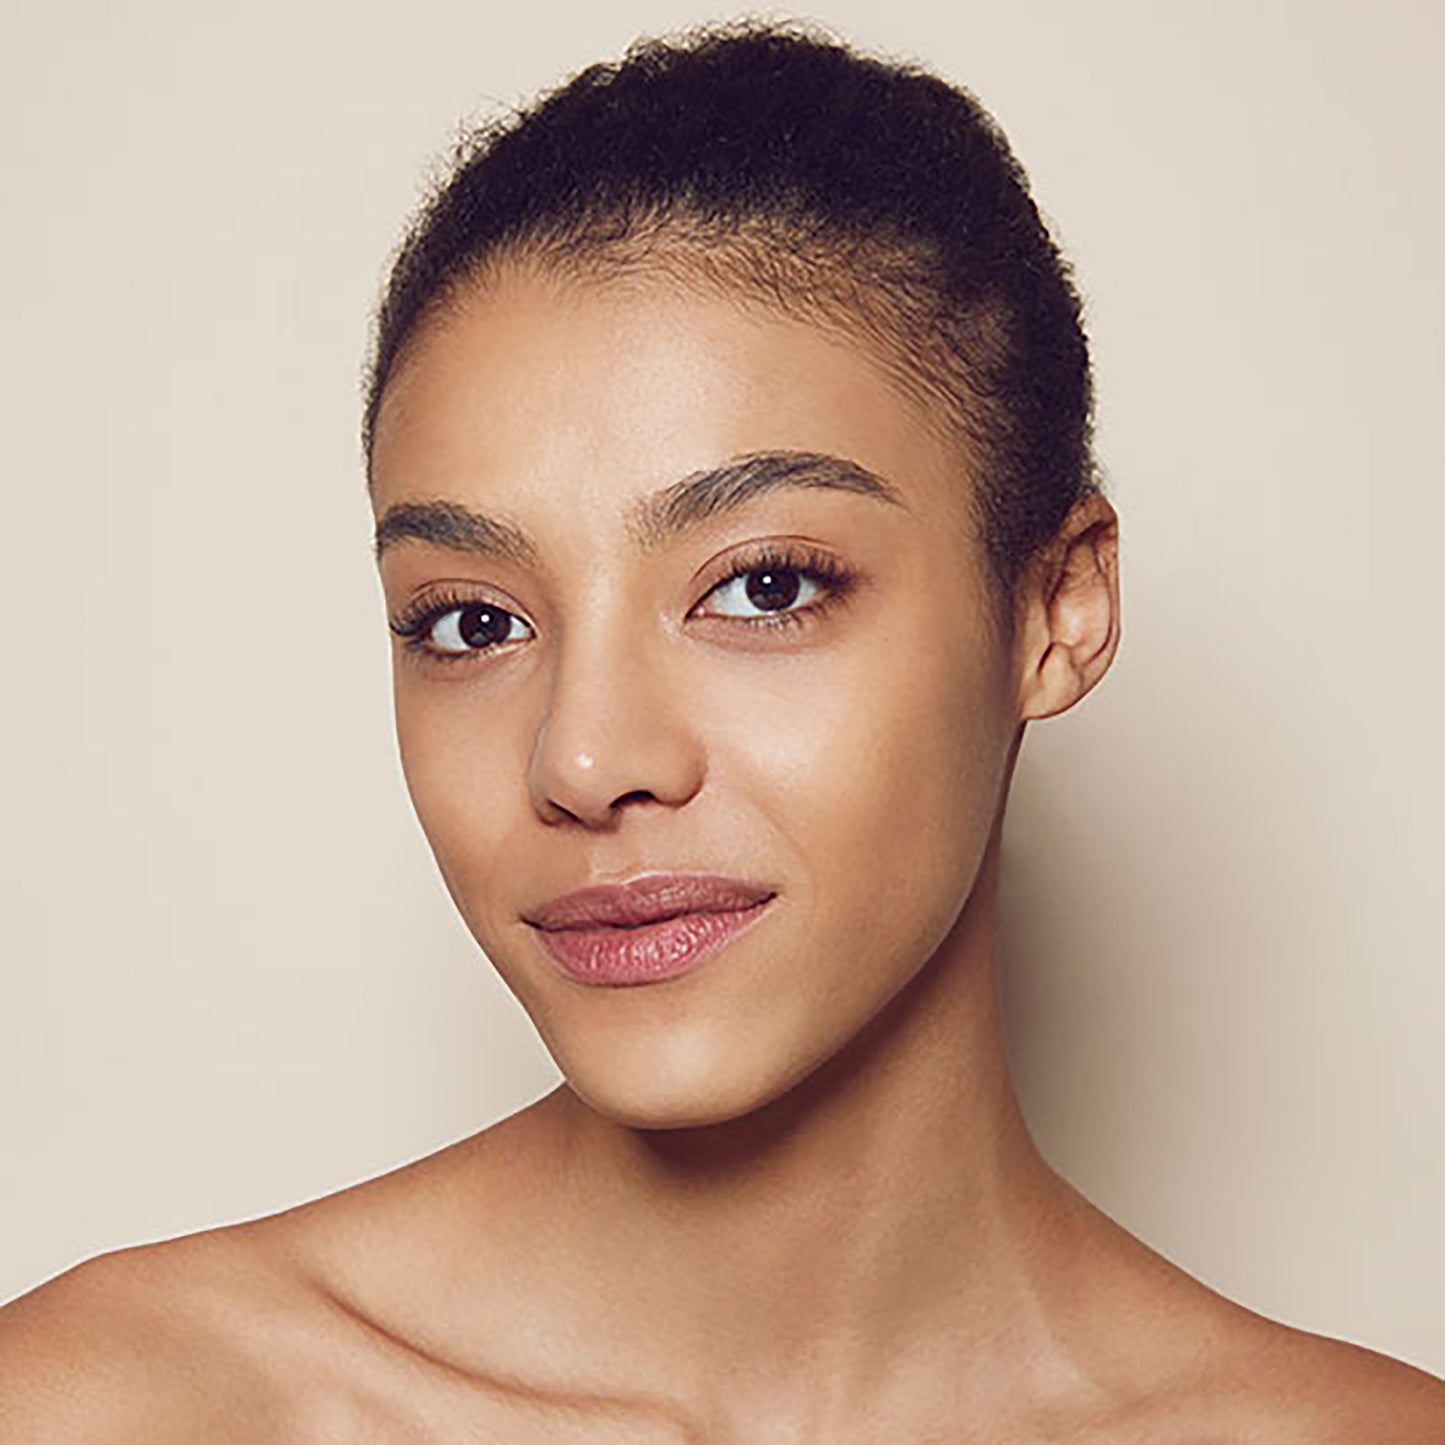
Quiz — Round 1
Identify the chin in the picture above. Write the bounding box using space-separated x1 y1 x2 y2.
552 1014 816 1132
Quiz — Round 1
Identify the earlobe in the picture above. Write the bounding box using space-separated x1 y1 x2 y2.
1016 492 1121 722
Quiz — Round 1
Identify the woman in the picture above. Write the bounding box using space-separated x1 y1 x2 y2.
2 21 1441 1441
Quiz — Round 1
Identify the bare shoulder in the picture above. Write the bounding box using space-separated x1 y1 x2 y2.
0 1227 400 1443
1057 1200 1445 1444
0 1120 659 1445
1143 1304 1445 1444
0 1133 490 1443
1231 1319 1445 1442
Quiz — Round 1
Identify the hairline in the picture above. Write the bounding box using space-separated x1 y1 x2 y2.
366 227 1020 635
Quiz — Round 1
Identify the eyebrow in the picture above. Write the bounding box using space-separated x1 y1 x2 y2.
373 500 540 568
372 450 905 565
627 450 904 549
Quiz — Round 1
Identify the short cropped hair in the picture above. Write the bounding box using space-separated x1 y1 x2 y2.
364 22 1099 617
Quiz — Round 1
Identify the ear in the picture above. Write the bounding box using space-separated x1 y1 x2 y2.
1014 491 1121 722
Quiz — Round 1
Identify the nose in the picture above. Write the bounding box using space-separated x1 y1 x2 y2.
527 627 707 829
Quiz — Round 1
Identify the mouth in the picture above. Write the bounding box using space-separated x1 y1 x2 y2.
523 873 777 986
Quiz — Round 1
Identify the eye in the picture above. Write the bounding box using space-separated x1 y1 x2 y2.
429 603 532 653
693 544 856 630
391 596 534 660
704 564 822 619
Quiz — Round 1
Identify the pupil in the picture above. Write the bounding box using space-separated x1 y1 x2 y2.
459 605 510 648
745 568 801 612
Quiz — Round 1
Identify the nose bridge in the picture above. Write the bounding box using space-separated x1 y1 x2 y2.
528 599 704 826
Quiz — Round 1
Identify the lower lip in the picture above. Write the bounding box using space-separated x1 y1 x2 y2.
533 900 773 987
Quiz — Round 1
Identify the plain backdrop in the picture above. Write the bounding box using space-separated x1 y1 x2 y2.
1 0 1441 1377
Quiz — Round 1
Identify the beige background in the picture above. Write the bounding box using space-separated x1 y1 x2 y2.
1 0 1440 1375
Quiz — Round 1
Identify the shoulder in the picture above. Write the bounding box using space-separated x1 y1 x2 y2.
0 1129 544 1445
0 1116 553 1444
1150 1313 1445 1443
0 1228 399 1443
1243 1324 1445 1442
1050 1204 1445 1444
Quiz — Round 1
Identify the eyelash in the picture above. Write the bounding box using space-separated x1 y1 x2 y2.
388 587 527 661
388 542 857 663
699 542 856 633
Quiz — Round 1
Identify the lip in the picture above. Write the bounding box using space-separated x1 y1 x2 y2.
523 873 777 987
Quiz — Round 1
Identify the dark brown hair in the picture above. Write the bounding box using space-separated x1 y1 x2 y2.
364 21 1099 614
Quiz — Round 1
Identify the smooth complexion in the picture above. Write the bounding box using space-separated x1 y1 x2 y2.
373 262 1037 1135
2 261 1442 1441
361 262 1129 1432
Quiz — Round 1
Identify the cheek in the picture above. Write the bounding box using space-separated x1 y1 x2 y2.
392 675 524 929
606 621 1013 1123
710 614 1011 976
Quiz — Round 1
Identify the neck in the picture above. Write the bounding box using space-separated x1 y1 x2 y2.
524 820 1080 1423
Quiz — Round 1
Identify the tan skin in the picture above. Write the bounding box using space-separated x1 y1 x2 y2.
2 260 1443 1442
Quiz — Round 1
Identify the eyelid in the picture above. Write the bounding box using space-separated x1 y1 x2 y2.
692 537 848 594
388 578 530 627
388 583 536 660
689 538 858 628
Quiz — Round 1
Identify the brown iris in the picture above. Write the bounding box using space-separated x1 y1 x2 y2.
744 568 802 612
457 604 515 648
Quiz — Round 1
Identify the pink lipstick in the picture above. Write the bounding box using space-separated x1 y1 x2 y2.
524 874 775 986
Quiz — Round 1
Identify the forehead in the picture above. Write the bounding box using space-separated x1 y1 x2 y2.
368 264 967 535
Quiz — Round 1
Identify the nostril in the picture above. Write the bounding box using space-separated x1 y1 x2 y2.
613 789 657 809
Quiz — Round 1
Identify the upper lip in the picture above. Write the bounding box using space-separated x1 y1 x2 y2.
524 873 776 931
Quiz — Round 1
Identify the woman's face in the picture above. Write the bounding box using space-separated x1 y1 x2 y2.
370 263 1025 1128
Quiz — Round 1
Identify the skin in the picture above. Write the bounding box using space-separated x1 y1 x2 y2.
2 261 1443 1443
